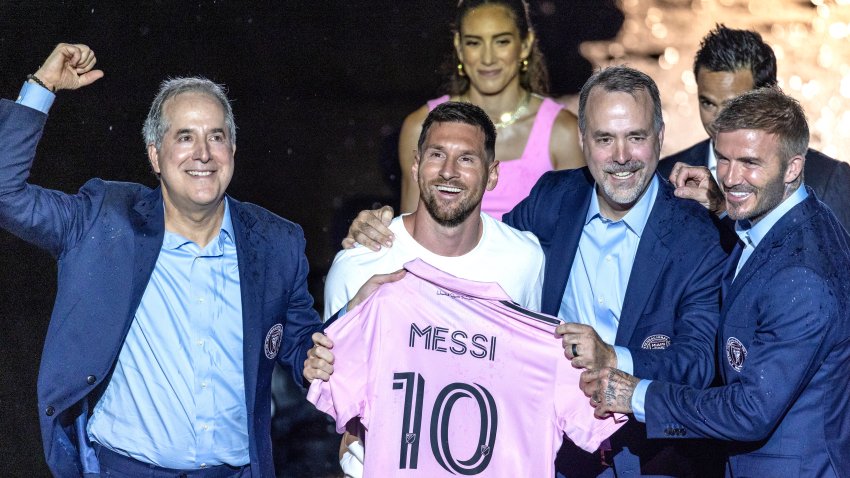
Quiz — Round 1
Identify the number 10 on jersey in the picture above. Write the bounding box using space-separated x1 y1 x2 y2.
393 372 498 475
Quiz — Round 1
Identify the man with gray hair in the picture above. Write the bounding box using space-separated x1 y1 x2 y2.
584 87 850 477
332 65 728 477
0 43 323 477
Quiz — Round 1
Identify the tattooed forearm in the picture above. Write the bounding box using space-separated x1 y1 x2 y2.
603 369 638 413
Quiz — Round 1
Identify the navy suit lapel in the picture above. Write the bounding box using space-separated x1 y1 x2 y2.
129 188 165 318
615 181 672 345
723 195 815 311
229 198 265 409
541 175 594 316
721 240 743 304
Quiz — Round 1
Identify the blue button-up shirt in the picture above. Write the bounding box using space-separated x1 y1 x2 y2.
735 185 808 278
87 200 248 468
560 175 660 375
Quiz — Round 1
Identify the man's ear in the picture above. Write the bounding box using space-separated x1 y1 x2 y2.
784 154 805 185
412 152 421 183
147 143 161 175
486 161 500 191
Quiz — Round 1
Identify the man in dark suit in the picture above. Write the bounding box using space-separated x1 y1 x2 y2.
333 66 728 477
585 88 850 477
658 24 850 230
0 44 323 477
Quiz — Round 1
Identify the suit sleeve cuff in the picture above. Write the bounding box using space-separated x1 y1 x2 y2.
16 81 55 113
614 345 633 375
631 379 651 422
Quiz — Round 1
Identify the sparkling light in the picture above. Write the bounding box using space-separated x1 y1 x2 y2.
575 0 849 160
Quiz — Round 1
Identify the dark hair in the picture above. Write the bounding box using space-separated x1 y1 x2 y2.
446 0 549 95
143 76 236 150
418 101 497 163
694 24 777 88
713 87 808 163
577 65 663 134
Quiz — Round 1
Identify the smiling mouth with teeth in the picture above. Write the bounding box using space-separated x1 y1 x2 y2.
435 185 462 193
187 171 213 177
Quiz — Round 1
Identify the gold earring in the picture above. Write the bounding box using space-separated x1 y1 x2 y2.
457 62 466 77
521 58 528 73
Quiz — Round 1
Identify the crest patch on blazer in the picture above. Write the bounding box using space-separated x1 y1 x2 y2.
641 334 671 350
265 323 284 359
725 337 747 372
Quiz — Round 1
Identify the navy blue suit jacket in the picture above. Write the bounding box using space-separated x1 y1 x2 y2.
645 191 850 477
659 139 850 231
504 168 728 477
0 99 323 477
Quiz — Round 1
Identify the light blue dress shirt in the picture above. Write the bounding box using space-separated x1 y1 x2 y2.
632 185 809 422
559 175 660 375
18 81 249 468
734 185 808 278
87 200 248 468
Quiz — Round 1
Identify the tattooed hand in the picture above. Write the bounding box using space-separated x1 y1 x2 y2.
580 367 639 418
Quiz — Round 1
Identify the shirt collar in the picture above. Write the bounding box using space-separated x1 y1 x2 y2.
162 197 234 250
585 174 659 238
735 185 808 248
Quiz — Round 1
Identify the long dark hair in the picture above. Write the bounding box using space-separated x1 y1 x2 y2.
445 0 549 96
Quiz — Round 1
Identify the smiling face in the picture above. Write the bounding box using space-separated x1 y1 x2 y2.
580 87 663 220
715 128 802 224
147 92 235 217
454 4 532 96
413 121 498 227
696 68 755 138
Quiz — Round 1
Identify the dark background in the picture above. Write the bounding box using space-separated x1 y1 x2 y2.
0 1 622 476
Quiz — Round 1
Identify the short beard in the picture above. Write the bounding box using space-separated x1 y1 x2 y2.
725 166 789 223
423 193 477 227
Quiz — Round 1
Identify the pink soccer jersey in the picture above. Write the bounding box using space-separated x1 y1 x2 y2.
307 259 625 477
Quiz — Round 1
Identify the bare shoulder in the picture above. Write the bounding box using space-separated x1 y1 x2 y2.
550 107 584 169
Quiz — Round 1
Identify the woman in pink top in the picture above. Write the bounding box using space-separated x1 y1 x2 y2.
398 0 585 220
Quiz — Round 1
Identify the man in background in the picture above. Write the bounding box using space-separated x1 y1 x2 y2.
659 24 850 230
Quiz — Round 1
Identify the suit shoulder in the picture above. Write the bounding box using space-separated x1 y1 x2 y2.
657 183 726 245
658 140 709 177
230 199 304 236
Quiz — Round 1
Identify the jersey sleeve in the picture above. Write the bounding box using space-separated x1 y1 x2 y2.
554 353 627 452
307 299 379 433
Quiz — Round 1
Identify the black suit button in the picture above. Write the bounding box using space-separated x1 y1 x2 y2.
45 406 54 416
86 375 96 385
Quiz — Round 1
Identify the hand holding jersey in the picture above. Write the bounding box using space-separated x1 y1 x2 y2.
308 260 625 477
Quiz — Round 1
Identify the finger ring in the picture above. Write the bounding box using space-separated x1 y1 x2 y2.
571 343 579 357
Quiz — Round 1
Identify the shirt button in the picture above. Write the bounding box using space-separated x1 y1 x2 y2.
200 463 207 469
605 255 612 263
197 340 204 346
198 297 205 303
202 425 209 431
597 297 604 304
201 382 207 388
45 406 55 416
86 375 96 385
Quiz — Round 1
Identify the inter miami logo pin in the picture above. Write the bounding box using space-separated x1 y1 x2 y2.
405 433 417 444
726 337 747 372
264 323 284 359
641 334 671 350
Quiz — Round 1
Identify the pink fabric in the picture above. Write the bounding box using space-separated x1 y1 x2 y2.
308 259 624 477
426 96 563 220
